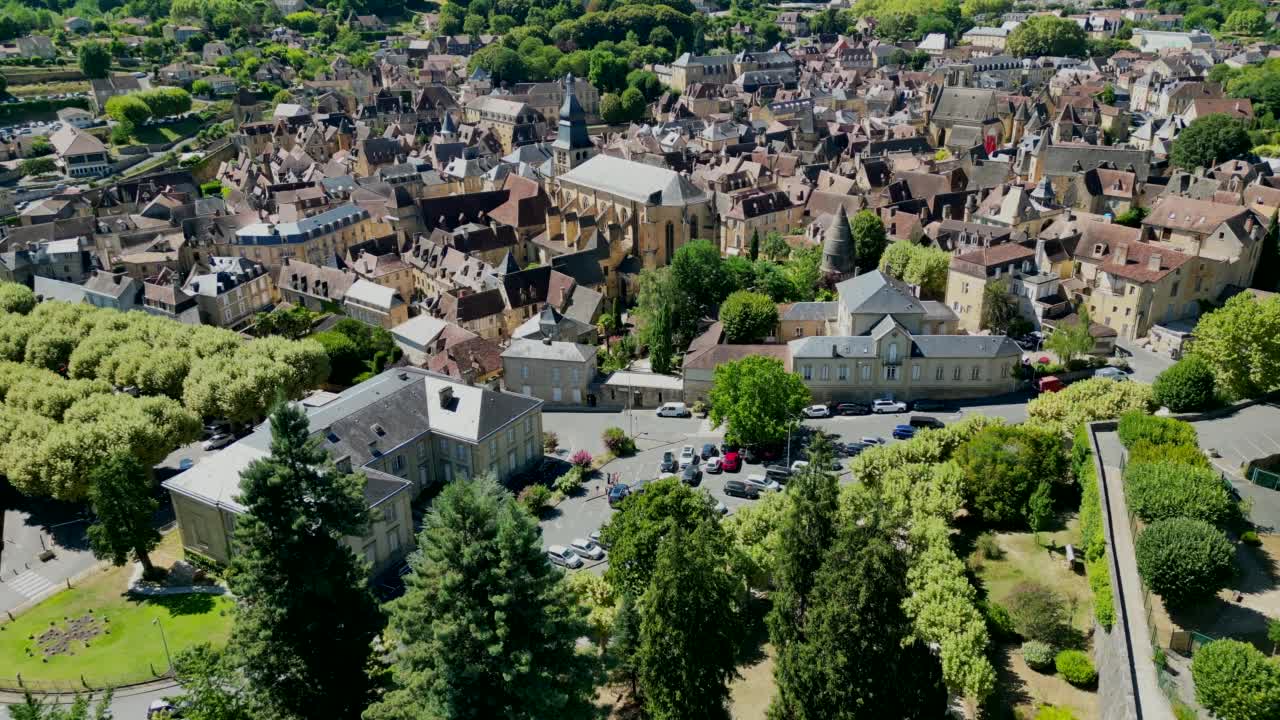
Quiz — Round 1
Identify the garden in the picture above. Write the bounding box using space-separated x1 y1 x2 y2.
0 532 234 691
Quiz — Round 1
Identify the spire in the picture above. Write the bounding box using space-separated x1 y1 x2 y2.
440 111 457 136
497 250 520 275
552 72 593 173
821 204 856 276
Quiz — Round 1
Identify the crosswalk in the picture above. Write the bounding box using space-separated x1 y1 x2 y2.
4 570 57 600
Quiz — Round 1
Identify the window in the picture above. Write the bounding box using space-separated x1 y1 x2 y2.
437 437 450 453
551 367 561 384
572 388 582 403
887 343 898 363
1170 282 1179 296
886 366 898 380
382 504 395 523
953 367 962 381
794 327 803 337
802 365 812 380
520 364 529 379
387 529 400 555
571 368 580 384
392 455 405 472
1001 365 1008 378
508 450 516 471
936 366 944 381
525 417 533 434
820 365 829 380
860 365 870 380
507 427 515 446
526 438 535 461
363 544 377 567
971 366 982 380
552 387 562 402
838 365 848 381
455 443 466 461
522 385 531 395
911 364 921 380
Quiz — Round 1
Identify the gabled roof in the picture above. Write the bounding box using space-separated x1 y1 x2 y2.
557 155 708 207
836 270 925 318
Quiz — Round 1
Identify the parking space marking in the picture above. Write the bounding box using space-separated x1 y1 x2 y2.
5 570 56 600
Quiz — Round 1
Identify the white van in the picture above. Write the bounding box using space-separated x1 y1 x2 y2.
655 402 691 418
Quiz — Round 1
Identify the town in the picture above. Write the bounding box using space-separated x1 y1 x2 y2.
2 0 1280 718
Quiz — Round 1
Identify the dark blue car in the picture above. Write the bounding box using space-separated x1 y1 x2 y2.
892 425 917 440
607 483 631 507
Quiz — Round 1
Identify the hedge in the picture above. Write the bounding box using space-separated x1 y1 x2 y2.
1152 354 1216 412
1073 426 1114 629
1135 518 1235 608
1124 460 1233 525
0 96 91 122
1117 411 1198 449
1127 440 1210 469
1087 556 1115 630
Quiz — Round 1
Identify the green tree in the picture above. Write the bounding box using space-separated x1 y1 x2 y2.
1135 517 1235 608
105 93 152 127
708 355 810 449
85 451 161 575
1192 292 1280 398
1170 114 1252 170
955 425 1066 526
620 86 647 121
879 241 951 299
762 231 791 261
1152 354 1216 411
28 137 53 157
961 0 1011 17
599 92 626 124
749 230 760 261
368 475 595 720
468 44 528 84
589 52 630 94
18 157 57 176
610 592 642 696
77 41 111 78
9 690 113 720
1007 15 1089 58
980 278 1024 334
228 402 383 720
850 210 888 273
783 246 824 301
719 290 778 343
1046 308 1094 362
0 282 36 314
638 523 739 720
1223 8 1267 35
1254 212 1280 291
672 239 731 325
1113 207 1148 228
600 477 720 597
168 644 254 720
1192 639 1280 720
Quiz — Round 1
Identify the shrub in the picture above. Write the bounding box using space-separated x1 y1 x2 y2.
1117 411 1198 449
1128 440 1210 468
1027 378 1154 437
0 282 36 315
602 426 635 456
1152 355 1216 412
977 532 1003 560
981 599 1018 641
1124 461 1232 525
1035 706 1078 720
1055 650 1097 687
1135 518 1235 608
569 449 593 468
955 425 1066 525
554 465 585 495
1192 639 1280 720
542 431 558 453
1241 530 1261 546
1022 640 1056 672
718 290 779 343
1006 582 1070 644
1087 557 1115 630
518 484 553 515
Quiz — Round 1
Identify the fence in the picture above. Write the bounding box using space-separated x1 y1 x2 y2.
0 666 171 694
1250 466 1280 490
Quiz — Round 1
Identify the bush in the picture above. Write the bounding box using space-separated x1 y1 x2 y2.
1087 557 1115 630
542 431 558 453
1241 530 1261 546
602 426 635 456
1006 582 1070 645
981 599 1018 641
1055 650 1097 687
1135 518 1235 608
977 532 1003 560
718 290 779 343
1128 440 1210 468
1027 378 1154 437
1153 355 1216 412
1124 461 1233 525
1192 639 1280 720
1117 412 1197 449
1022 640 1056 672
519 484 553 515
569 449 592 468
554 465 585 495
1035 706 1078 720
955 425 1066 526
0 282 36 315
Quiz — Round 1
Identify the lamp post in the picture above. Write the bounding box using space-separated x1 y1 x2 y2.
153 618 173 677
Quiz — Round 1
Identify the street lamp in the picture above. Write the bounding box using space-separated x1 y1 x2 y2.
153 618 173 677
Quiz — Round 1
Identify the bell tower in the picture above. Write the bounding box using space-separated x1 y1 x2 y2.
552 73 595 176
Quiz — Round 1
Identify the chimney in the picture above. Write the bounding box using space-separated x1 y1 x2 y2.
112 273 121 285
438 386 454 407
1114 243 1128 265
1147 253 1162 272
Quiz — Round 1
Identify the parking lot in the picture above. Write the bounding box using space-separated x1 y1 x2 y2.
537 397 1031 569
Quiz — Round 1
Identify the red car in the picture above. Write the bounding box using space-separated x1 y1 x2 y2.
721 451 741 472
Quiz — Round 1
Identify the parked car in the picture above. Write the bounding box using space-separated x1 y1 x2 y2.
1093 367 1130 381
547 545 583 569
802 404 831 418
743 474 782 493
724 479 761 499
841 441 870 456
701 443 719 459
607 483 631 507
660 451 677 473
679 445 698 469
1036 376 1065 393
834 402 870 415
705 456 723 473
570 538 605 561
721 450 741 472
892 425 917 440
681 464 703 485
742 445 780 464
764 465 791 484
148 700 182 718
177 457 194 471
656 402 691 418
909 415 945 429
791 460 809 473
910 399 953 413
872 399 908 413
860 435 886 446
202 433 234 451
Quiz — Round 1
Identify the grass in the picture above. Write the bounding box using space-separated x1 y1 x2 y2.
6 81 91 97
0 532 234 688
124 116 206 145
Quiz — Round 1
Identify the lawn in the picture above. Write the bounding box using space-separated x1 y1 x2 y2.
126 117 206 145
0 532 234 689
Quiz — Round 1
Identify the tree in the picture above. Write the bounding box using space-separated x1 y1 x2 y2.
28 137 53 157
980 278 1024 335
672 239 732 324
599 92 626 124
1192 292 1280 398
600 477 720 597
228 402 383 719
1006 582 1070 644
77 41 111 78
1254 212 1280 292
638 523 739 720
708 355 810 450
86 452 161 575
0 282 36 314
1045 308 1094 362
762 231 791 261
767 448 841 718
589 52 630 94
18 157 57 177
1152 355 1216 411
1170 114 1252 170
1026 377 1154 437
1007 15 1088 58
9 690 113 720
368 475 595 720
878 241 951 299
468 44 527 84
1125 461 1233 526
955 425 1066 526
168 644 254 720
1113 207 1148 228
1135 517 1235 608
719 290 778 343
961 0 1011 17
1223 9 1267 35
850 210 888 273
748 230 760 261
610 592 642 695
1192 639 1280 720
620 86 647 121
105 93 152 127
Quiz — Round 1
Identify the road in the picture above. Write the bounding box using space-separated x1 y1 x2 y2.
1 680 179 719
0 487 97 616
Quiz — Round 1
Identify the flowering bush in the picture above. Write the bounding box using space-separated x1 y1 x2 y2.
570 449 593 468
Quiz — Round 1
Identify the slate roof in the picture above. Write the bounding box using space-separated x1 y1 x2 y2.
558 155 708 207
836 270 925 317
500 338 597 362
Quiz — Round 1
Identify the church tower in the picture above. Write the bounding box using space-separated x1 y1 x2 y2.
821 203 857 279
552 73 595 176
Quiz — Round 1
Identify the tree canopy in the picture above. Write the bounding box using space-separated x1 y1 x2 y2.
851 210 889 273
708 355 810 449
1192 292 1280 399
878 241 950 299
77 41 111 79
600 477 721 597
1006 15 1089 58
86 451 162 575
1170 114 1252 170
718 290 778 343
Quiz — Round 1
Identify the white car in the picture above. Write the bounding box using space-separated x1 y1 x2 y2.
679 445 699 469
547 545 583 569
790 460 809 473
743 474 782 493
1093 367 1130 381
202 433 234 451
705 456 723 473
801 404 831 418
872 399 908 414
570 538 605 561
656 402 691 418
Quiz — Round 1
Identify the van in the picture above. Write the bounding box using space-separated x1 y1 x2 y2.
656 402 691 418
724 479 759 499
1036 376 1065 393
909 416 945 429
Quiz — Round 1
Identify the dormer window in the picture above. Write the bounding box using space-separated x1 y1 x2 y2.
371 424 385 437
369 441 382 458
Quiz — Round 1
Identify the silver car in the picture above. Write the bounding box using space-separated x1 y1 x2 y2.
570 538 605 561
547 545 583 569
743 474 782 493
